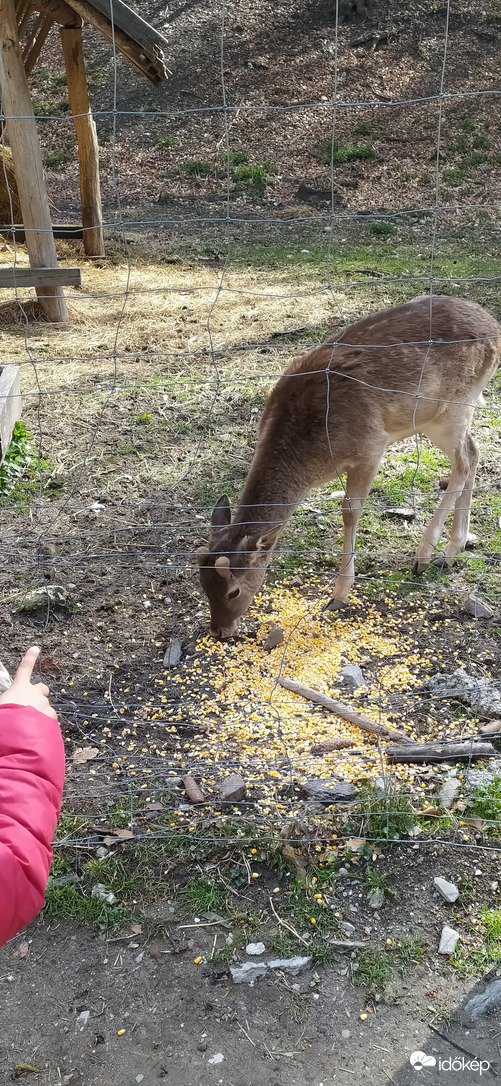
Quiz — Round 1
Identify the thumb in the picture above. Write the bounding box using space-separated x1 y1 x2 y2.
13 646 41 684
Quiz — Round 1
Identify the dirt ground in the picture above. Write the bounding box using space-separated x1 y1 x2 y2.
0 916 499 1086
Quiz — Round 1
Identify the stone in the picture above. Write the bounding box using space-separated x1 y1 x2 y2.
463 594 495 619
163 638 182 668
230 962 267 985
341 1029 351 1039
425 669 501 717
16 585 68 612
262 624 284 651
267 956 312 976
207 1053 224 1065
91 883 117 905
466 761 501 790
464 979 501 1020
434 877 459 903
479 721 501 736
76 1010 90 1028
339 921 355 935
438 926 460 955
219 773 246 802
383 505 416 521
368 888 384 910
438 778 461 809
301 779 356 803
340 664 365 689
246 942 265 956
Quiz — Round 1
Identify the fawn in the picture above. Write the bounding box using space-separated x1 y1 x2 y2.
197 294 501 638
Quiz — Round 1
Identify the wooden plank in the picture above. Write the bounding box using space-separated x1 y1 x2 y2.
32 0 82 27
81 0 169 55
0 365 22 465
60 26 104 256
64 0 167 81
22 12 53 74
0 3 68 321
0 266 81 287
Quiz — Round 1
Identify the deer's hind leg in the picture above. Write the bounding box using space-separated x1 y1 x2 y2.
412 428 478 575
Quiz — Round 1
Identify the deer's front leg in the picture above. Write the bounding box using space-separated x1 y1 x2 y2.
324 462 381 611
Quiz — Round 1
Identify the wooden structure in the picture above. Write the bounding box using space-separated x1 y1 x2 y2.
0 0 168 321
0 366 22 466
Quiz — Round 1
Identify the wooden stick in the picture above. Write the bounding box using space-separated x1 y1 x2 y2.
182 774 205 804
22 13 52 75
278 678 412 743
60 25 104 256
0 2 67 321
387 740 496 764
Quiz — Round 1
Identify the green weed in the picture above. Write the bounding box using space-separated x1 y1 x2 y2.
44 883 132 929
466 776 501 832
356 784 416 840
178 876 227 912
231 162 277 190
156 135 176 150
319 139 375 165
42 148 71 169
369 221 396 236
184 160 213 177
354 120 373 137
0 421 32 499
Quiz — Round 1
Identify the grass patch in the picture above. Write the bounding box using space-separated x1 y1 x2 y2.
231 161 278 190
319 139 375 165
353 939 425 993
466 776 501 833
452 908 501 975
369 221 397 236
177 876 227 913
0 421 32 501
44 883 132 929
42 148 71 169
355 783 416 840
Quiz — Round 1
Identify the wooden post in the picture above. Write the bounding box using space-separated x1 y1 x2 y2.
0 3 67 321
60 24 104 257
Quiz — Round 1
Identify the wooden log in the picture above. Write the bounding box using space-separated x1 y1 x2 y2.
16 2 34 40
22 12 52 75
64 0 167 82
278 677 412 743
0 365 21 464
0 3 67 322
386 740 496 764
0 265 81 287
182 774 205 804
60 25 104 256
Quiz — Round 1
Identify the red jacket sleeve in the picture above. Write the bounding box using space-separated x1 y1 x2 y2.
0 704 65 946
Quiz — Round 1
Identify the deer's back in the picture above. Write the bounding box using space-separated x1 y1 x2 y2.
259 296 501 461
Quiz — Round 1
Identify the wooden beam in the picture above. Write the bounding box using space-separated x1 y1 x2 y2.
64 0 167 82
0 266 81 287
22 12 53 75
16 2 34 39
60 25 104 256
0 2 68 321
32 0 82 27
0 365 22 466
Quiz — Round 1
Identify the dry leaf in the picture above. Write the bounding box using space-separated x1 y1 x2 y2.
421 806 441 817
145 801 164 811
464 817 486 832
131 923 142 935
101 828 134 845
282 843 307 878
345 837 366 851
72 746 99 764
17 941 29 958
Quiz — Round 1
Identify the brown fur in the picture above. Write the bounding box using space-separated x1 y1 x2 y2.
197 295 501 637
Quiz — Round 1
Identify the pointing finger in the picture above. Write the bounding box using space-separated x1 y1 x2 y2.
13 646 41 684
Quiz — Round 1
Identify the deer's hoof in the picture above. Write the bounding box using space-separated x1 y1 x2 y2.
323 597 346 613
411 556 428 576
431 554 449 570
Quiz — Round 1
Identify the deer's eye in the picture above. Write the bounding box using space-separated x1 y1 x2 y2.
227 586 241 601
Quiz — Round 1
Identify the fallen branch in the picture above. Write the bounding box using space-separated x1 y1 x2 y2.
278 678 411 743
182 774 205 803
387 740 496 764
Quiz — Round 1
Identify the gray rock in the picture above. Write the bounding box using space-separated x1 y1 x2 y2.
340 664 365 689
383 505 416 521
463 594 495 620
368 888 385 910
434 876 459 903
301 779 356 803
91 882 117 905
341 1029 351 1039
16 584 69 612
267 956 312 976
438 926 460 955
230 961 267 985
76 1010 90 1028
425 668 501 717
438 778 461 809
339 921 356 935
464 980 501 1020
262 625 284 651
246 942 265 956
466 760 501 790
219 773 246 802
163 638 182 668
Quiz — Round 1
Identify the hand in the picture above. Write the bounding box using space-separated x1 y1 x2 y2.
0 647 57 719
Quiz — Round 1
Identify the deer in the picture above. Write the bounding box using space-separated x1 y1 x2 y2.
197 294 501 638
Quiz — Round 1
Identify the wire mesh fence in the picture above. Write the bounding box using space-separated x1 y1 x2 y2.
1 0 501 943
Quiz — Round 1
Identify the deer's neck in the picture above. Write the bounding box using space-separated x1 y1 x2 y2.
233 448 308 537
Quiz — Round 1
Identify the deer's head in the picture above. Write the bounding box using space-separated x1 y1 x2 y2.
196 496 280 638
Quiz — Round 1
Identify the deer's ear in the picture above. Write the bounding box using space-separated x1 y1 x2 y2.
211 495 231 529
196 545 210 566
